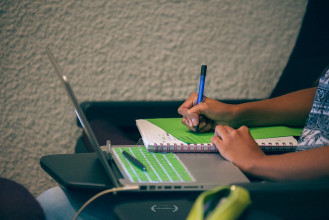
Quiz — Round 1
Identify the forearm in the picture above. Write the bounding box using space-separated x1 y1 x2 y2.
246 146 329 181
234 87 317 127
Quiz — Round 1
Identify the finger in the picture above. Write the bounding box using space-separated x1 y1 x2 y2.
234 126 253 140
181 117 194 130
198 118 213 133
222 125 235 135
200 95 208 105
237 125 250 134
214 125 230 140
211 135 223 147
182 106 202 128
178 94 200 128
179 94 209 128
177 93 198 116
196 115 206 128
186 102 209 127
192 93 203 106
178 93 207 117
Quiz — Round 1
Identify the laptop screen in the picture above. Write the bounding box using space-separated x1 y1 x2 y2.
46 46 119 187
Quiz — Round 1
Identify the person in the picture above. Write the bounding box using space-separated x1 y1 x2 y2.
178 66 329 181
0 177 45 220
38 66 329 219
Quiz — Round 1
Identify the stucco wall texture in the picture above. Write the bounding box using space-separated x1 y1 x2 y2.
1 0 307 197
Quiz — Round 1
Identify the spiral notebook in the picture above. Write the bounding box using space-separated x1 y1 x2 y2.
136 118 303 153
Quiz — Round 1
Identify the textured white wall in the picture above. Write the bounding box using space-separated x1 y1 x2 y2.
0 0 307 196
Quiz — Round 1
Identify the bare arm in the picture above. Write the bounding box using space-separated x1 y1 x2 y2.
236 87 317 127
212 125 329 181
250 146 329 180
178 87 316 132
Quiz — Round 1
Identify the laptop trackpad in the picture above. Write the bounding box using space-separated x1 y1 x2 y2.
176 153 249 184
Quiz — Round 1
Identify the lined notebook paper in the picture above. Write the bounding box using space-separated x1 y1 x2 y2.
136 118 303 153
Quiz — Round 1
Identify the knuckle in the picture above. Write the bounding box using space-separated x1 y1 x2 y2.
200 102 208 111
190 92 198 98
239 125 249 131
230 129 238 136
215 124 223 131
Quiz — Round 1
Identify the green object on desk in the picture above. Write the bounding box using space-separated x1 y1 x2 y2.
187 185 251 220
113 146 193 183
147 118 303 144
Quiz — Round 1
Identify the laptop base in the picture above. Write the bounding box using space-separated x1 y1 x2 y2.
40 153 114 190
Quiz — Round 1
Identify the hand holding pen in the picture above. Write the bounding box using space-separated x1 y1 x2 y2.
178 93 241 132
178 65 243 132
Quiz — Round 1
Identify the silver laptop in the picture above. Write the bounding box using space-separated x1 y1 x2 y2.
46 46 249 192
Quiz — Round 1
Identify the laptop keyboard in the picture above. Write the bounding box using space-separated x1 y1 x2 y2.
113 147 193 183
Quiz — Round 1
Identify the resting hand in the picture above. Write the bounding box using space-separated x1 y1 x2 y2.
211 125 265 171
178 93 240 132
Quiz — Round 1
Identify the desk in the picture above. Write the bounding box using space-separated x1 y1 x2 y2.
41 153 329 220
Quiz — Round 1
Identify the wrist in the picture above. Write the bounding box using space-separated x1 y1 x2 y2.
230 103 250 127
241 154 267 177
233 102 263 127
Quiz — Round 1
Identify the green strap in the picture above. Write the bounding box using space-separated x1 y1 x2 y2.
187 185 251 220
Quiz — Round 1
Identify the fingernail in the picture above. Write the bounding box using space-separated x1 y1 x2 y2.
191 118 197 126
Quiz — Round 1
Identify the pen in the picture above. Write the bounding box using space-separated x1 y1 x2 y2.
195 65 207 133
122 150 147 171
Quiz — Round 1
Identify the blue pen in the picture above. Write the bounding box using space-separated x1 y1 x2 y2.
195 65 207 133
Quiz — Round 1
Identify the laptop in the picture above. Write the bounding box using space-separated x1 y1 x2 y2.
46 46 249 192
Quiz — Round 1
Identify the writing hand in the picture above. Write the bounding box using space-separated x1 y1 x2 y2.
178 93 241 132
178 93 210 132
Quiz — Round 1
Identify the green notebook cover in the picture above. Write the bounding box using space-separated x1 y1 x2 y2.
146 118 303 144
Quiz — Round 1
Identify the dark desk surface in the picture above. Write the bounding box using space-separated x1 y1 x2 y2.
41 152 329 220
